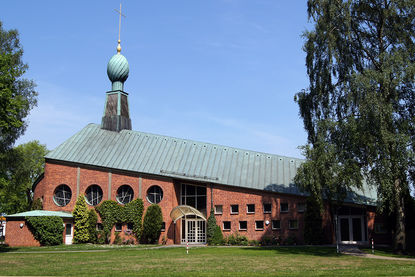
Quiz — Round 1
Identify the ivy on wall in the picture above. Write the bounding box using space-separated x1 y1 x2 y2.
26 216 64 246
95 199 144 243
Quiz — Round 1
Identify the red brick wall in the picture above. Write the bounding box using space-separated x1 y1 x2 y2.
5 219 40 247
210 183 306 243
34 160 384 245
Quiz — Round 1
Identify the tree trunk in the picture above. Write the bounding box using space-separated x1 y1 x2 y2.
393 178 406 253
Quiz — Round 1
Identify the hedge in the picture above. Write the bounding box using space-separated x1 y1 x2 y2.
26 216 64 246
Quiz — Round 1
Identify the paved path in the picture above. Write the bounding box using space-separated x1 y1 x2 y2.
340 245 415 261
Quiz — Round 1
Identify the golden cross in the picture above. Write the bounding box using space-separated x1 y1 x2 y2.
114 3 126 52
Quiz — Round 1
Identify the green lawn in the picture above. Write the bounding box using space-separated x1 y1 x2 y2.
0 246 414 276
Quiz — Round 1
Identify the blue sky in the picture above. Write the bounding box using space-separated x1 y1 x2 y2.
3 1 312 158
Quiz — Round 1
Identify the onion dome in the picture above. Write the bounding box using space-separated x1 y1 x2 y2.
107 40 129 91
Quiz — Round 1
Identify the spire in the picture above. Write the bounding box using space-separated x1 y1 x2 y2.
101 4 131 132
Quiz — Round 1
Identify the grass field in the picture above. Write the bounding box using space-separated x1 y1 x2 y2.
1 245 414 276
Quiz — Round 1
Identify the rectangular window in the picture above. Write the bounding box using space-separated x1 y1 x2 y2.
65 224 72 236
214 205 223 215
280 203 289 213
263 203 272 213
96 223 103 231
255 221 264 230
247 204 255 214
289 220 298 229
126 223 133 231
223 221 231 231
115 223 122 232
161 222 166 232
297 203 306 213
272 220 281 230
231 204 239 214
239 221 247 231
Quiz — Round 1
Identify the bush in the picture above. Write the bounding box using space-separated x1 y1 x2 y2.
206 208 217 244
142 204 163 244
113 232 122 245
72 195 89 243
227 232 248 246
124 199 144 242
87 209 98 243
97 230 106 244
210 225 224 245
26 216 64 246
284 235 298 245
248 240 259 246
31 198 43 210
303 196 323 244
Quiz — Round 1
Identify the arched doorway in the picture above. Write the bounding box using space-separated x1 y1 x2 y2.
170 205 207 244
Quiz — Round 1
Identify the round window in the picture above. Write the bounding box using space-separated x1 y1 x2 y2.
116 185 134 204
85 185 103 206
146 185 163 204
53 184 72 207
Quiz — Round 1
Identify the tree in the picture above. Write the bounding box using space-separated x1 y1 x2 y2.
87 208 98 244
0 140 47 214
303 196 323 245
142 204 163 244
72 195 89 243
206 208 217 245
0 20 37 153
295 0 415 251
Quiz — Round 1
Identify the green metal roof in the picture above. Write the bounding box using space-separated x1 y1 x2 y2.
6 210 73 218
45 123 377 205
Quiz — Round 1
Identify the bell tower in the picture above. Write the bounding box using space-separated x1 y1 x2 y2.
101 4 131 132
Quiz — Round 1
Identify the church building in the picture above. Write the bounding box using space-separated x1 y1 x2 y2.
5 38 386 247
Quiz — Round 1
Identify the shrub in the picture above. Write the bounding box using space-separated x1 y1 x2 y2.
72 195 89 243
248 240 259 246
227 232 248 246
206 208 217 244
124 198 144 242
261 235 272 246
97 230 106 244
113 232 122 245
142 204 163 244
211 225 224 245
31 198 43 210
303 196 323 244
26 216 64 246
284 234 298 245
87 209 98 243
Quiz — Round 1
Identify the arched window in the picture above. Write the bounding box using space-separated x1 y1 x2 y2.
146 185 163 204
116 185 134 204
85 185 103 206
53 184 72 207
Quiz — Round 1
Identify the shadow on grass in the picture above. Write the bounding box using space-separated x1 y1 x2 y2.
0 244 19 253
242 246 340 257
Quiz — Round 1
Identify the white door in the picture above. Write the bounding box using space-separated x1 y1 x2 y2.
182 219 206 244
65 223 73 245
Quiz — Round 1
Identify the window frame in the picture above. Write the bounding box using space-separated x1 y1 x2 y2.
230 204 239 214
53 184 72 207
146 185 164 204
85 184 103 206
239 221 248 231
116 185 134 205
263 203 272 214
223 221 231 231
289 220 298 230
280 203 289 213
247 204 255 214
297 203 306 213
214 205 223 215
255 220 264 230
272 220 281 230
115 223 122 232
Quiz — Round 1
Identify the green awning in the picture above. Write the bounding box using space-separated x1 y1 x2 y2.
170 205 206 223
6 210 73 218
